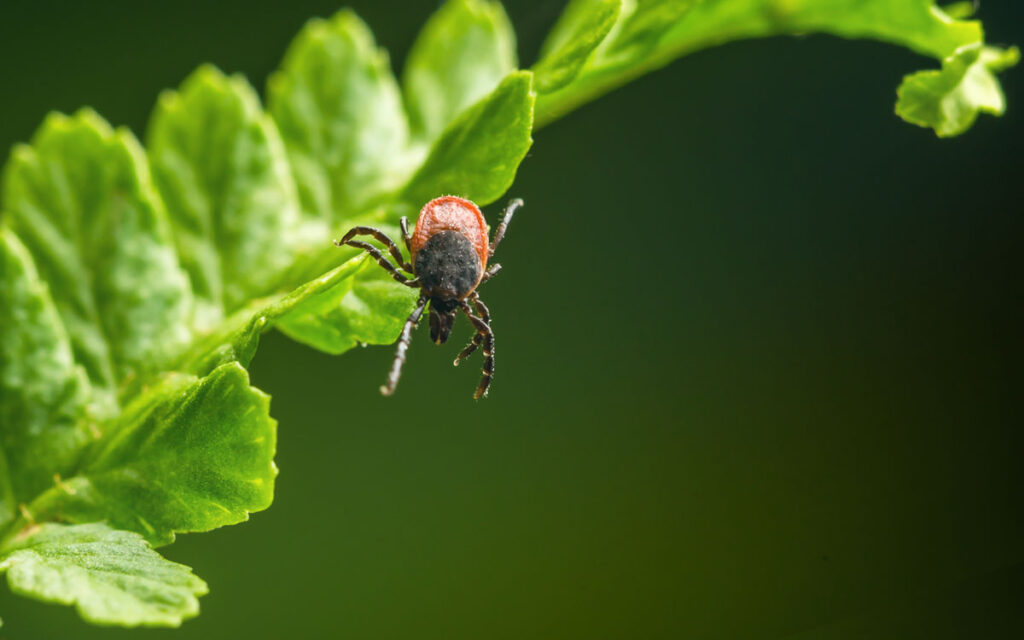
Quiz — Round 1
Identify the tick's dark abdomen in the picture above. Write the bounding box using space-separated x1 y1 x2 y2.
414 230 482 302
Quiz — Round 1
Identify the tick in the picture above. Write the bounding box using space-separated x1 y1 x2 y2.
335 196 522 398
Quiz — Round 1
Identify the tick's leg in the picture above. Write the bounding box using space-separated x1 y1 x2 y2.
381 294 428 396
400 216 413 255
459 299 495 399
335 228 417 287
336 226 414 272
481 263 502 282
338 239 419 287
454 293 490 366
489 198 522 257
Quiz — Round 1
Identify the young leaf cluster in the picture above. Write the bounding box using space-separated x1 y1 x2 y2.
0 0 1015 629
531 0 1018 134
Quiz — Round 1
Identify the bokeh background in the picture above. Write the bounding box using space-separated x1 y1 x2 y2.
1 1 1022 638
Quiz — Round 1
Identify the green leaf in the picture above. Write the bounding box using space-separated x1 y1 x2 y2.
267 9 410 223
660 0 982 60
940 2 977 20
0 523 207 627
148 65 304 324
1 109 193 401
534 0 621 93
0 0 1012 628
897 44 1020 137
603 0 697 65
403 0 517 142
0 447 13 535
533 0 1000 129
401 71 535 208
277 257 420 355
162 252 391 380
0 229 92 514
25 362 276 547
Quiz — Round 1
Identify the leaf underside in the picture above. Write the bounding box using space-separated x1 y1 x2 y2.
0 0 1014 629
1 523 207 627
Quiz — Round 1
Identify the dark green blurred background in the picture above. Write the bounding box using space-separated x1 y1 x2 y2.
1 1 1022 638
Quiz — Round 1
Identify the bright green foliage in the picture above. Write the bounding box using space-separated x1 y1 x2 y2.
2 110 193 404
266 10 409 222
534 0 621 92
897 44 1020 137
278 260 420 355
0 0 1015 630
662 0 981 59
402 71 535 208
0 523 206 627
605 0 698 64
25 363 276 547
148 65 304 326
940 2 977 21
403 0 517 142
533 0 1013 132
0 230 92 520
